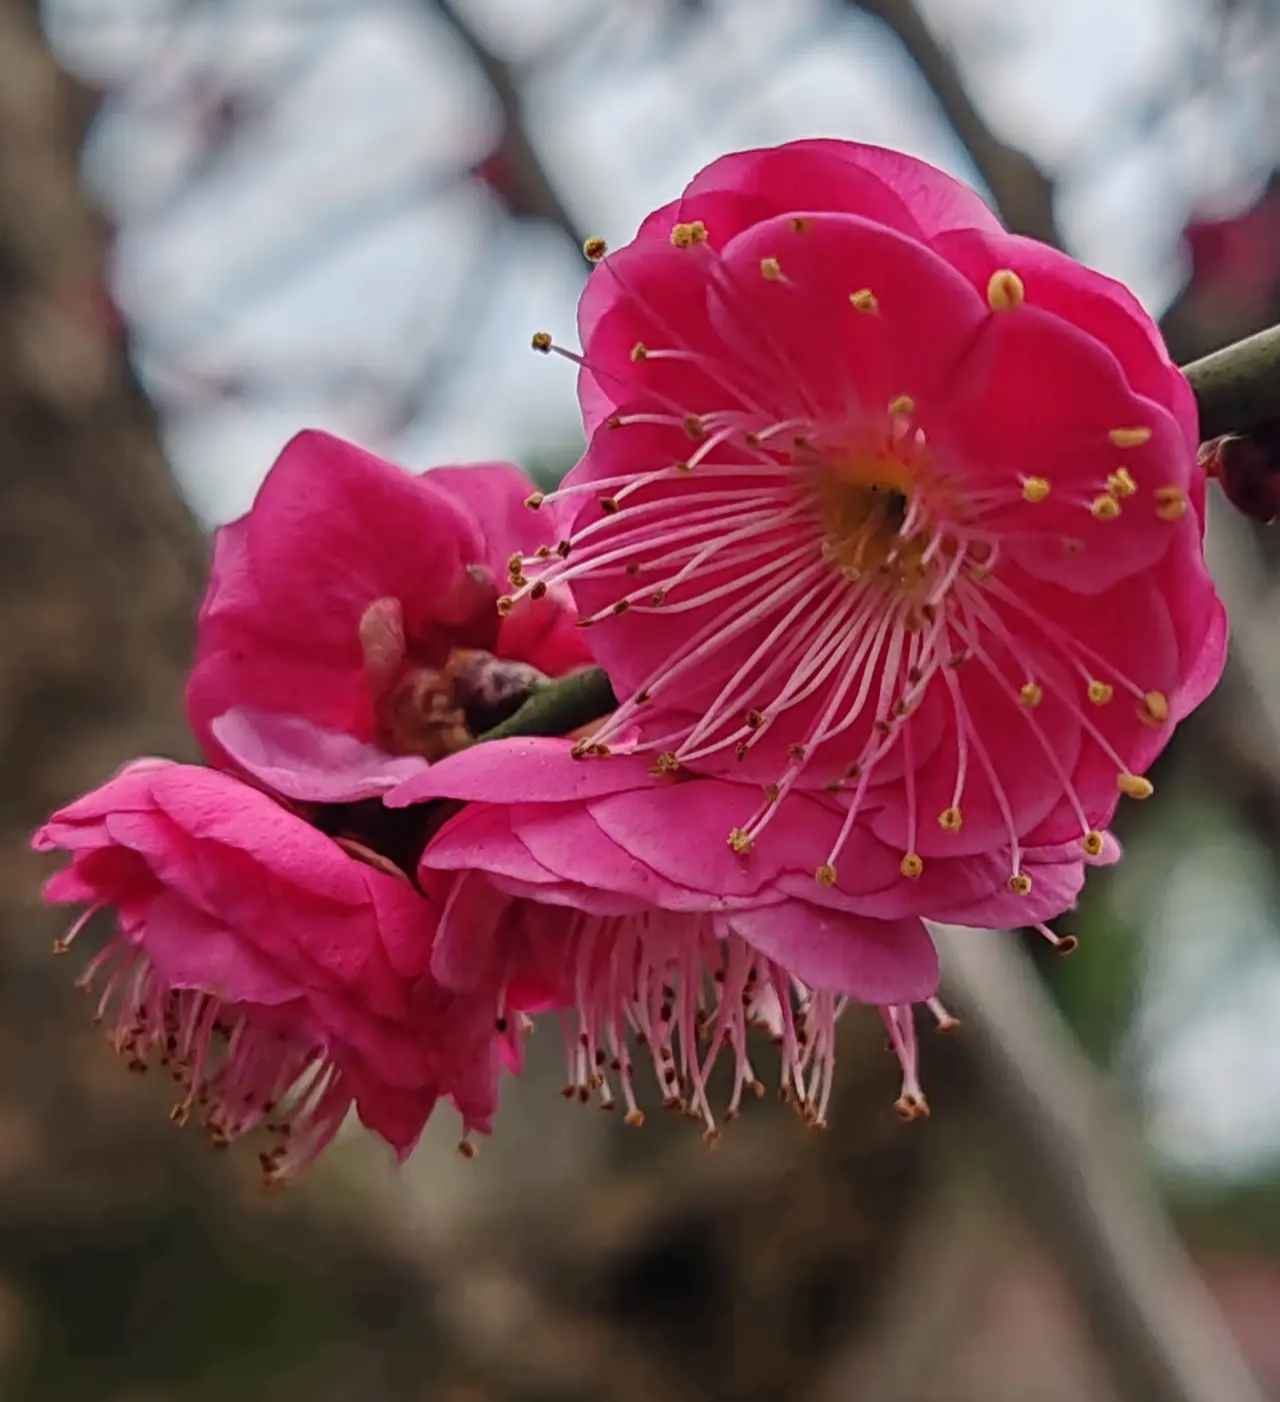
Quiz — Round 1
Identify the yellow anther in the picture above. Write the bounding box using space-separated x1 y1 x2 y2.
1108 467 1137 497
900 852 924 879
849 287 879 313
815 863 837 887
728 828 753 853
624 1108 645 1128
670 220 708 248
630 342 648 362
1019 681 1044 708
1090 493 1121 520
1117 772 1154 800
1022 476 1051 503
1154 485 1187 520
1087 680 1113 705
987 268 1025 311
682 414 707 441
789 216 814 233
760 256 782 280
1008 873 1033 895
938 806 963 832
524 492 544 509
497 596 515 615
888 394 915 417
583 236 608 262
1140 690 1169 725
531 331 552 353
1082 830 1105 857
650 752 680 777
1110 426 1152 448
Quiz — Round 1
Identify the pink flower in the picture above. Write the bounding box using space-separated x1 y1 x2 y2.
33 760 517 1179
393 737 1116 1125
514 140 1226 893
188 429 591 801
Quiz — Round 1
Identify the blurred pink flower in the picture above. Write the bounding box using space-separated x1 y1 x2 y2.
34 760 518 1180
514 140 1226 895
393 737 1116 1125
188 429 591 801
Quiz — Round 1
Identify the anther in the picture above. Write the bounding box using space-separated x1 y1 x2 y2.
651 752 680 776
789 216 813 233
939 806 963 831
525 492 544 509
531 331 552 353
683 414 707 441
1090 493 1121 519
530 580 547 600
900 852 924 879
849 288 878 313
987 269 1025 311
760 256 782 280
497 595 515 615
1019 681 1043 707
630 342 648 362
1087 680 1113 705
1117 772 1154 799
1008 873 1033 895
788 743 807 760
1022 476 1051 503
888 394 915 417
583 236 608 262
745 709 763 729
612 599 630 615
458 1138 479 1160
1140 690 1169 725
815 863 837 887
1083 830 1105 857
670 220 708 248
624 1108 645 1127
1110 427 1152 448
1154 485 1187 520
1108 467 1137 497
763 783 780 803
728 829 753 853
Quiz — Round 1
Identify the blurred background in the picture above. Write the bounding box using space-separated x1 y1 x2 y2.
3 0 1280 1398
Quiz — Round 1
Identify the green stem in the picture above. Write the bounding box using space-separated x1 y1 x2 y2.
1183 322 1280 440
477 324 1280 749
476 666 616 743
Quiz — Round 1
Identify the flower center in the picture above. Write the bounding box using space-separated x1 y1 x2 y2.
814 461 925 585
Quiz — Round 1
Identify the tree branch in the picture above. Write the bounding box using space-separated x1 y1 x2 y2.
428 0 588 246
1182 322 1280 439
932 925 1268 1402
845 0 1060 244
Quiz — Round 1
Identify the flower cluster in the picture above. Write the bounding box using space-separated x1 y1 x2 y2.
35 140 1226 1180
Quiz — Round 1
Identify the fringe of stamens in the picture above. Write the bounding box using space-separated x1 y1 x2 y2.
70 929 348 1185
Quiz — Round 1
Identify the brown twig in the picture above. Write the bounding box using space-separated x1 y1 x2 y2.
845 0 1060 243
428 0 588 246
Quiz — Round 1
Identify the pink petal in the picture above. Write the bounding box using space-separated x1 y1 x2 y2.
726 904 940 1004
211 708 428 803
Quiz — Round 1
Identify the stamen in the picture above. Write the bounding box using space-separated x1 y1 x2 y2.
1117 772 1154 799
849 288 879 313
1109 427 1152 448
987 269 1025 311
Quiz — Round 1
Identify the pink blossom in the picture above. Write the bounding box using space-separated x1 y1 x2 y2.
394 737 1116 1125
188 430 591 800
512 140 1226 894
33 760 518 1179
